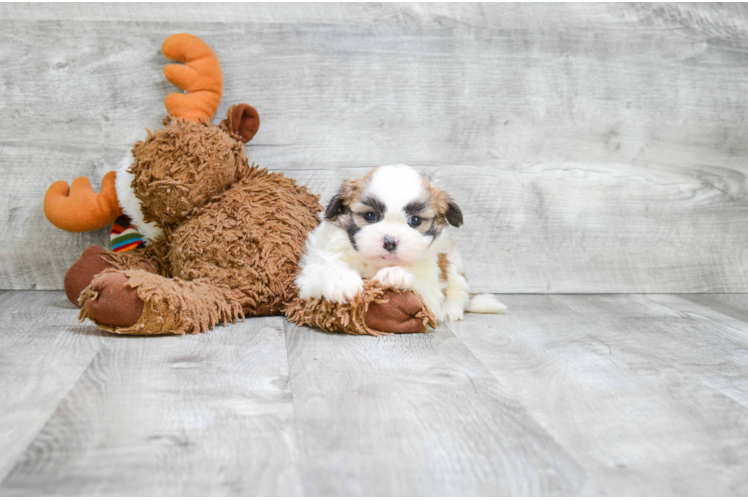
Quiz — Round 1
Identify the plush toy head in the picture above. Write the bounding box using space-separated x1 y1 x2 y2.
44 33 260 234
126 105 258 228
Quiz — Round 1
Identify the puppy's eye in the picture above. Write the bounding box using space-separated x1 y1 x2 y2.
408 216 422 228
363 212 378 222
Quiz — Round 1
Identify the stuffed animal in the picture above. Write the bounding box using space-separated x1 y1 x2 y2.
44 33 435 336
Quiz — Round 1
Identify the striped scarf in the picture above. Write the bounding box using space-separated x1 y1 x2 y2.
111 215 147 252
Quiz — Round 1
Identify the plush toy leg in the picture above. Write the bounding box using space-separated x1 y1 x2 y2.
79 271 144 327
364 290 435 333
283 280 436 336
64 246 116 306
79 269 244 335
63 245 163 306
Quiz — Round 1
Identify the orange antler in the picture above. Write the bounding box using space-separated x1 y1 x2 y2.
44 171 122 232
162 33 223 122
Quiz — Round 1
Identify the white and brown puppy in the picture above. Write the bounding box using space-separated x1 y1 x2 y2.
295 164 505 322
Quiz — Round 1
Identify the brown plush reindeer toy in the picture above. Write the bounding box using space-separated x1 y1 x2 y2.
44 33 435 336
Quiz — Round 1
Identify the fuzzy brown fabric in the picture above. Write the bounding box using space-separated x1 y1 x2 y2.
167 165 321 315
283 281 437 336
105 245 165 276
130 117 242 226
79 269 244 335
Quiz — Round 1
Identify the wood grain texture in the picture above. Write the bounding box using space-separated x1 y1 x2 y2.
677 293 748 325
0 292 105 485
2 3 748 291
2 3 747 31
449 294 748 495
0 314 301 496
3 291 748 494
283 322 594 496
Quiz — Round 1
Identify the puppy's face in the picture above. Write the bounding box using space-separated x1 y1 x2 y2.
325 164 463 268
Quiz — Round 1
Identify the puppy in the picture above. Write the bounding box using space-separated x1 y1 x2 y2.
295 164 505 322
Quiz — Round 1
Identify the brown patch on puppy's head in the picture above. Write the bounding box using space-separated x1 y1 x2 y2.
324 168 378 223
324 169 380 252
418 179 463 241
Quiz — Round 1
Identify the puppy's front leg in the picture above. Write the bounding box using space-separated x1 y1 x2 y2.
441 250 470 322
372 266 416 290
297 261 364 304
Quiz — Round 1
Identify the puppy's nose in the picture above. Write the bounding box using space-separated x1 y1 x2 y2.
383 236 398 252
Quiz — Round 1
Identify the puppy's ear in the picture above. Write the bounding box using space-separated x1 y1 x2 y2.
325 179 361 221
446 200 463 227
429 185 463 227
325 192 345 220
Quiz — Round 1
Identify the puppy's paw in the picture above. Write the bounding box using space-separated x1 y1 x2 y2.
373 266 415 290
321 270 364 304
442 301 465 322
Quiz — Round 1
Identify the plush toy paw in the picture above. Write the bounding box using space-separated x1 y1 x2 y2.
284 281 437 336
83 272 144 328
372 266 415 290
442 301 465 322
64 246 116 306
320 270 364 304
365 290 430 333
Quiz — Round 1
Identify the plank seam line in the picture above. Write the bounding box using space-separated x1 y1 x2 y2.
0 336 108 489
280 319 309 497
442 319 598 491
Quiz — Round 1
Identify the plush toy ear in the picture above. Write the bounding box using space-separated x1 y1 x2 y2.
222 104 260 143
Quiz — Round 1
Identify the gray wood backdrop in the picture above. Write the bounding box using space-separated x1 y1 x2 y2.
2 3 748 293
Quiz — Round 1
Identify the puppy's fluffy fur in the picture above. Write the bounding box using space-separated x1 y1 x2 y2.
296 164 505 322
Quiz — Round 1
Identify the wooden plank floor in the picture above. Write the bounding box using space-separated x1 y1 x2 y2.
1 292 747 495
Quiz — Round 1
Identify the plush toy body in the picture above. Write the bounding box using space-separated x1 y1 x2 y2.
45 34 435 336
77 156 321 334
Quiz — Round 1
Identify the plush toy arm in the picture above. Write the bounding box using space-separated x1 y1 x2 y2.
283 280 437 336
